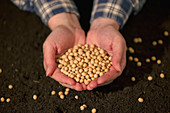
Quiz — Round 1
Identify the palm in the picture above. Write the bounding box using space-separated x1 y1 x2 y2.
43 25 86 91
47 26 85 54
86 25 127 90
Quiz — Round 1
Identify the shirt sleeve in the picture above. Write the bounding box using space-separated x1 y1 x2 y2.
91 0 146 28
11 0 79 25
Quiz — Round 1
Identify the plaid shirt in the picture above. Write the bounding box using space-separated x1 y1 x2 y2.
11 0 145 28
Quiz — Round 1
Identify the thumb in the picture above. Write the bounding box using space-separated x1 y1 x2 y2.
43 42 56 76
75 29 86 45
111 40 126 72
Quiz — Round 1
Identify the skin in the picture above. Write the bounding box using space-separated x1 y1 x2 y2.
43 13 86 91
43 13 127 91
86 18 127 90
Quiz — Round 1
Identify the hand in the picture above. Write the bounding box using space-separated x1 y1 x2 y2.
43 13 86 91
86 18 127 90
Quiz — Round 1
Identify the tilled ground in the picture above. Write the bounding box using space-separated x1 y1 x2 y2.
0 0 169 113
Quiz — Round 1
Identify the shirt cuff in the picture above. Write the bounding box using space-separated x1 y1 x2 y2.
33 0 79 25
91 0 145 28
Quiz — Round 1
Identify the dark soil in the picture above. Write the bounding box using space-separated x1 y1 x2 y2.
0 0 170 113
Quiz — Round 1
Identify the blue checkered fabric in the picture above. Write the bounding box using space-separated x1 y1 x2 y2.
11 0 146 28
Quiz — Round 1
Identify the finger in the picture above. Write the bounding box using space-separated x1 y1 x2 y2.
51 68 76 86
121 48 127 69
87 86 93 90
60 82 84 91
86 38 99 47
86 33 98 46
97 66 120 85
75 30 86 45
74 83 84 91
98 80 113 87
96 42 125 86
87 79 98 90
86 37 92 45
43 42 56 76
111 39 126 72
81 83 87 90
59 82 75 89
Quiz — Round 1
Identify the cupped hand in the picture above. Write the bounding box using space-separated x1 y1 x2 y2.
43 13 86 91
86 18 127 90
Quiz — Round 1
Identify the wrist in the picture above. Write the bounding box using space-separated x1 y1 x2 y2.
48 13 81 31
90 17 120 30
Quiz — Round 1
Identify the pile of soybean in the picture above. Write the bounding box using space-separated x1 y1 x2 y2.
56 44 112 85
